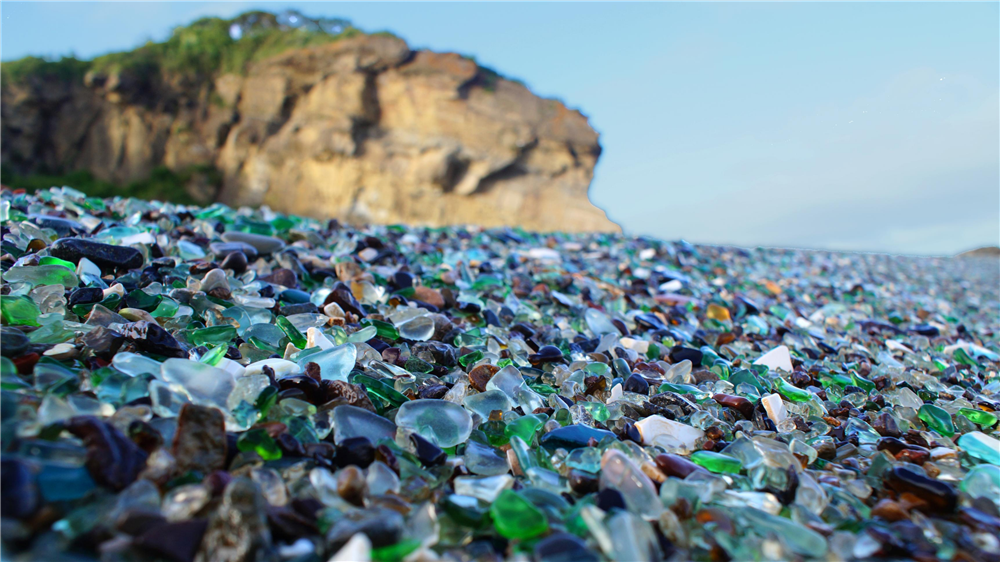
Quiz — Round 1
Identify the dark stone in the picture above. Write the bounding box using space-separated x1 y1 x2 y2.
63 416 149 492
117 509 168 536
210 242 258 261
219 251 249 274
263 268 298 288
1 457 39 520
389 271 414 290
119 321 186 358
622 373 649 394
910 324 941 337
419 384 450 400
596 488 627 511
0 327 29 358
634 313 668 332
528 345 565 365
669 346 703 365
410 433 446 467
279 303 318 316
134 519 209 562
654 453 707 479
411 341 458 367
68 287 105 307
326 507 404 550
50 238 144 272
713 394 755 419
534 532 600 562
320 380 377 412
30 215 88 236
267 505 319 542
568 469 599 495
172 405 228 474
197 478 273 562
336 436 375 469
278 375 321 403
539 425 615 452
81 326 125 358
324 281 365 317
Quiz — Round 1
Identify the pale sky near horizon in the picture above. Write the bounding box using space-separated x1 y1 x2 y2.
2 2 998 255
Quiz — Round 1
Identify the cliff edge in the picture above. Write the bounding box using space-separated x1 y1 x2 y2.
1 14 618 232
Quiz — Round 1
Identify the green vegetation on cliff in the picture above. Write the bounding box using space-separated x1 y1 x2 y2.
0 165 219 205
1 10 381 86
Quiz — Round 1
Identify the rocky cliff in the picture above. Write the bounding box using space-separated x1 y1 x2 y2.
2 30 618 232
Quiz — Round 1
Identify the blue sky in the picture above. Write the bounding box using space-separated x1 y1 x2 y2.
3 2 998 255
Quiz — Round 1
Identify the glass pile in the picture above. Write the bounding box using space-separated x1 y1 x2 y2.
1 186 998 562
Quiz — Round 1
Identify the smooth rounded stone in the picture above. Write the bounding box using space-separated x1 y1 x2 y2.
0 327 29 358
219 251 249 274
463 439 510 476
622 373 649 394
220 231 285 254
528 345 565 364
336 466 367 506
534 532 599 562
119 321 187 358
50 238 144 271
753 345 793 372
332 405 397 445
713 393 755 419
209 241 259 260
30 214 88 236
539 425 616 453
335 437 376 469
395 399 473 448
324 282 365 317
297 344 357 382
199 268 230 293
463 389 512 419
366 461 401 496
633 415 704 450
600 449 663 520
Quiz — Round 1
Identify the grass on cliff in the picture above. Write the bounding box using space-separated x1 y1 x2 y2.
1 11 374 86
0 165 217 206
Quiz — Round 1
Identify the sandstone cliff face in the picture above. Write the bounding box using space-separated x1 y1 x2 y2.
1 35 618 232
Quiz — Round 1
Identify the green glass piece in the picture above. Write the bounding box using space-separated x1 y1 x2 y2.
490 489 548 539
459 351 484 369
2 264 79 287
403 356 433 373
958 408 998 428
125 289 162 312
236 428 282 461
372 539 421 562
580 401 610 423
351 373 408 408
657 382 711 401
285 416 319 444
249 336 280 354
188 325 238 347
346 325 377 343
504 413 546 442
917 404 955 437
480 419 509 447
151 297 180 318
819 372 853 388
276 315 307 349
529 382 557 396
199 345 227 366
775 378 812 403
953 347 978 367
38 256 76 270
850 372 875 393
689 450 742 474
367 319 399 341
255 386 279 418
1 295 41 326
